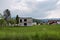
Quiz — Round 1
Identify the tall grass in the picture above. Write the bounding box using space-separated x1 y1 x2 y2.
0 24 60 40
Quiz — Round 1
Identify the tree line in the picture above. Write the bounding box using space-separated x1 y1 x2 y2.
0 9 19 27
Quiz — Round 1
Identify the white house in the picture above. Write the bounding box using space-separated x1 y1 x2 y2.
19 17 33 26
32 22 37 25
57 20 60 24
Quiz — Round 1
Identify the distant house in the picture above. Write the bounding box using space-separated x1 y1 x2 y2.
32 22 37 25
19 17 33 26
57 20 60 24
48 20 57 24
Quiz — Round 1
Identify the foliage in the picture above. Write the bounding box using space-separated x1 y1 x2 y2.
33 19 41 23
16 15 19 24
0 19 7 26
3 9 11 21
0 13 4 19
8 18 16 26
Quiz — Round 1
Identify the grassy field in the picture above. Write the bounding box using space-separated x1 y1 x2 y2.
0 24 60 40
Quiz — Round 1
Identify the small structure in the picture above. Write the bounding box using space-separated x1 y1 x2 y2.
32 22 37 25
57 20 60 24
19 17 33 26
48 20 57 24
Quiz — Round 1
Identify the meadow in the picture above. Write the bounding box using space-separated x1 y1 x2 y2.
0 24 60 40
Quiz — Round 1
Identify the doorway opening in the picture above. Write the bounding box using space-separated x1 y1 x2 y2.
24 23 27 26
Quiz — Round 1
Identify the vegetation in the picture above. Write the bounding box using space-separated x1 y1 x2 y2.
3 9 11 21
0 13 4 19
0 19 7 26
0 9 16 26
0 13 7 27
33 19 41 24
8 18 16 26
0 25 60 40
16 15 19 25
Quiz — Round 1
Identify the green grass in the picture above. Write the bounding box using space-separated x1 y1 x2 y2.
0 24 60 40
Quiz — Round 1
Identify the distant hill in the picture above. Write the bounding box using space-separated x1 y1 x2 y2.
12 17 60 23
33 18 60 23
33 19 41 23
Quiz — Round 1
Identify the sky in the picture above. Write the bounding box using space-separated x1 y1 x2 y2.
0 0 60 19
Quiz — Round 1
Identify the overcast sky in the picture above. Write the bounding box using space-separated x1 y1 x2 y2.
0 0 60 19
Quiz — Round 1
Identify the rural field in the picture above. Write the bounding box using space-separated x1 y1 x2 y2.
0 24 60 40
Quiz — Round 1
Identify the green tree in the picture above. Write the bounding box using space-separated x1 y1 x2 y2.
0 13 4 19
16 15 19 26
3 9 11 26
9 18 16 26
0 19 7 27
0 13 7 27
3 9 11 21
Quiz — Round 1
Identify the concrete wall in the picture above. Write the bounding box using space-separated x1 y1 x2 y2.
19 18 33 26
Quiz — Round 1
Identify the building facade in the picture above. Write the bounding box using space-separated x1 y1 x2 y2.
19 17 33 26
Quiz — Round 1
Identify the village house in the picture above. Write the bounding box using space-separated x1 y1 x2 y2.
19 17 33 26
48 20 57 24
57 20 60 24
48 20 60 24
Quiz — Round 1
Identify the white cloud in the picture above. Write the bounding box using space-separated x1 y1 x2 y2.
46 8 60 18
44 0 60 18
0 0 60 18
10 4 32 13
10 0 33 13
57 0 60 5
